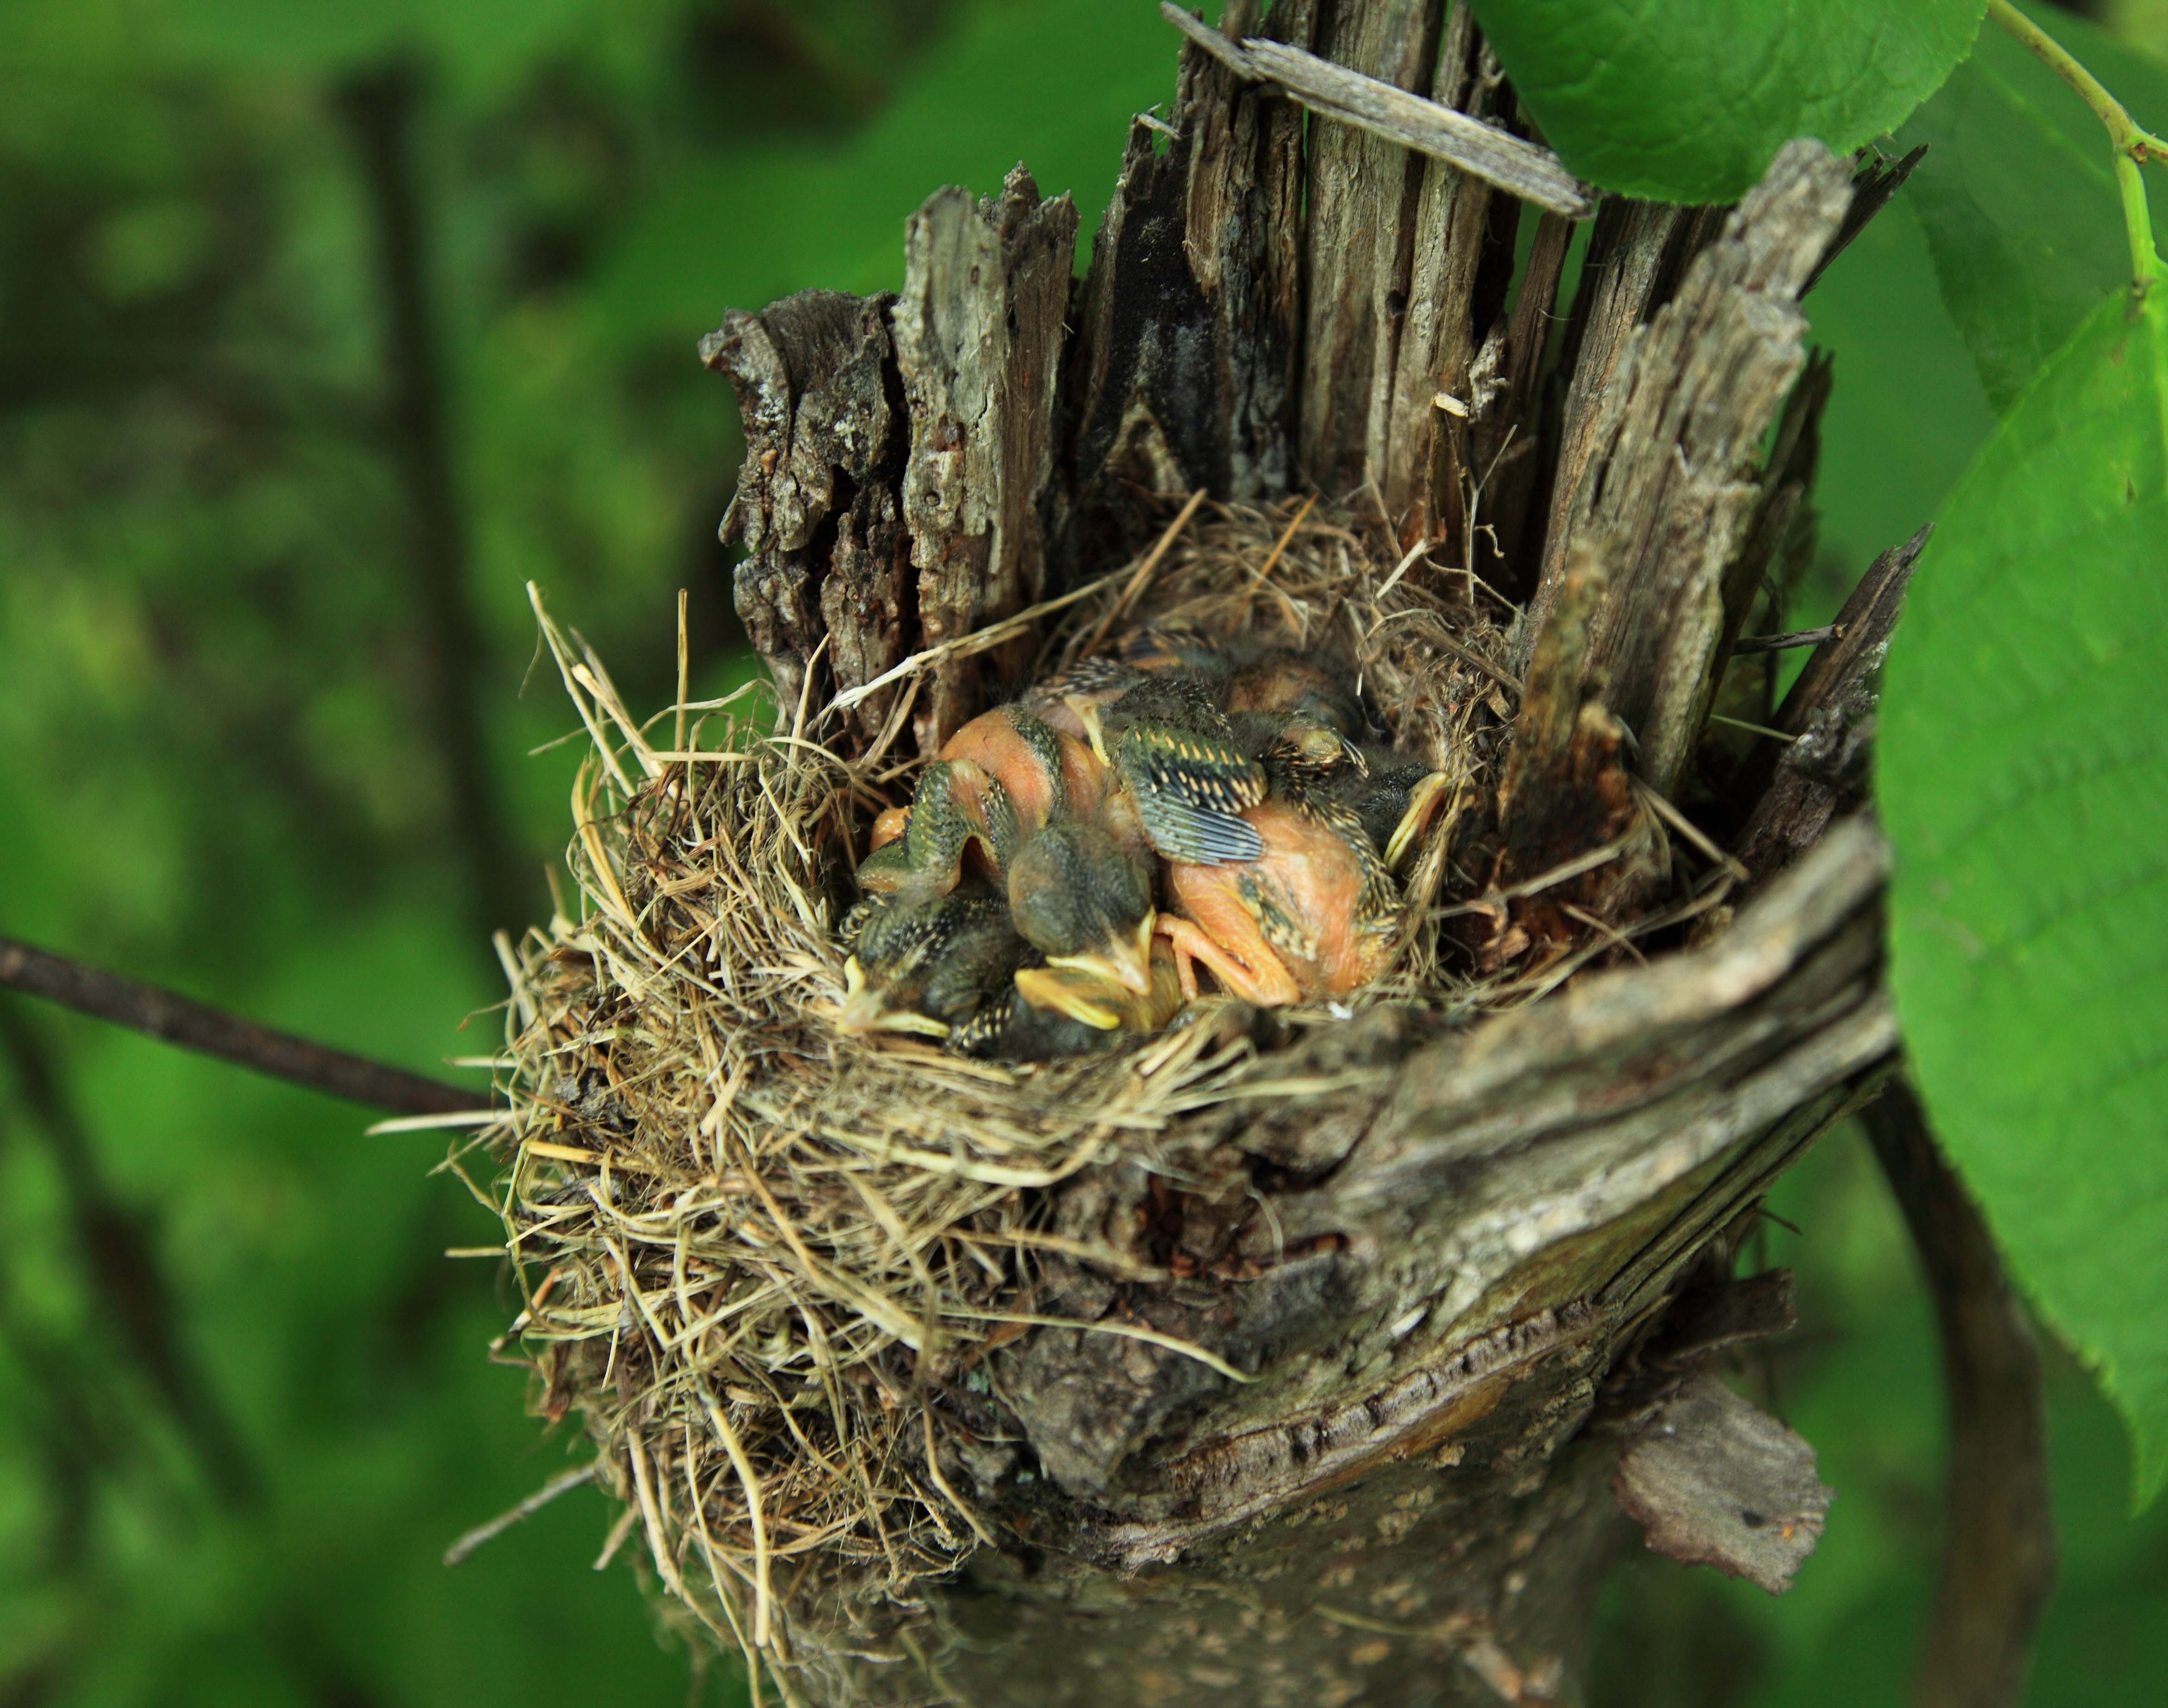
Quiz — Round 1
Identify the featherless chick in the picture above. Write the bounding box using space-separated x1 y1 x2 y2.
1157 745 1448 1006
1328 744 1456 872
1116 622 1374 793
855 757 1015 900
942 701 1162 997
852 699 1163 1011
854 703 1073 902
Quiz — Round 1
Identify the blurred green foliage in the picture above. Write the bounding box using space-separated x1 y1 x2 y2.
0 3 2162 1707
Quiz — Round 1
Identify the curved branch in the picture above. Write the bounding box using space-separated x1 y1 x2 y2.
1990 0 2163 288
1866 1078 2057 1708
0 936 487 1115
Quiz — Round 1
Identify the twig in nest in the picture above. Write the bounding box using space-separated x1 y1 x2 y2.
1423 630 1522 698
1633 779 1750 879
1080 487 1210 656
444 1460 599 1565
1235 491 1318 618
1432 841 1627 919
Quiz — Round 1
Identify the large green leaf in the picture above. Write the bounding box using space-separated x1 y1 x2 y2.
1902 2 2168 411
1882 286 2168 1507
1467 0 1988 204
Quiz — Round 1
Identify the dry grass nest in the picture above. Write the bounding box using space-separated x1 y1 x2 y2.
455 493 1706 1700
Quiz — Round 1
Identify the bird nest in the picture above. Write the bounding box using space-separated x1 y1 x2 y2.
468 495 1667 1700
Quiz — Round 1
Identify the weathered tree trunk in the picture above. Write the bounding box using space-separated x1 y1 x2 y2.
702 4 1920 1702
926 819 1885 1708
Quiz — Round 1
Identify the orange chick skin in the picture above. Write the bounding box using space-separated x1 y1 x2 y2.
939 706 1065 831
1160 797 1394 1006
867 804 910 854
948 706 1147 860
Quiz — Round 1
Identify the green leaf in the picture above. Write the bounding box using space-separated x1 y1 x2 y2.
1467 0 1988 204
1881 285 2168 1507
1808 195 1998 575
1902 2 2168 411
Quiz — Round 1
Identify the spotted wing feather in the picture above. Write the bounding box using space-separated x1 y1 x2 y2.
1131 784 1266 864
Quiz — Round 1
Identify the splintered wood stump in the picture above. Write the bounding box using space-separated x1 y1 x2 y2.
699 3 1916 1701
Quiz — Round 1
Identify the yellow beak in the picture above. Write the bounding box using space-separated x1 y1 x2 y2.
833 960 952 1039
1064 695 1111 765
1046 909 1156 996
1015 967 1121 1030
1384 772 1451 870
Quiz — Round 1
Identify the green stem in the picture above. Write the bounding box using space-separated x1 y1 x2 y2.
2116 152 2157 290
1990 0 2164 291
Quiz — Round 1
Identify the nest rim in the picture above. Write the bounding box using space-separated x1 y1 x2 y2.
466 490 1711 1696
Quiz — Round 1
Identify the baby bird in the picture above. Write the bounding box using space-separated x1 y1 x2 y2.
856 703 1086 901
856 758 1015 899
1117 624 1373 800
1002 816 1159 997
1067 673 1269 864
945 700 1164 998
938 703 1072 830
1329 747 1456 871
866 803 910 854
1020 655 1151 740
859 700 1162 999
1119 624 1368 741
1157 791 1399 1006
833 882 1026 1040
1119 619 1235 680
1220 649 1378 798
1156 745 1449 1007
1223 647 1370 741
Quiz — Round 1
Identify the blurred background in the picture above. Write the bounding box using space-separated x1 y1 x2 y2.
0 2 2162 1704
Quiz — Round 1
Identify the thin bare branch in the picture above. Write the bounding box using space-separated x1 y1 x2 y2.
0 936 487 1114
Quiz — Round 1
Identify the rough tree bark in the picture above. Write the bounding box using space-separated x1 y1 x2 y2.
703 4 1921 1702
